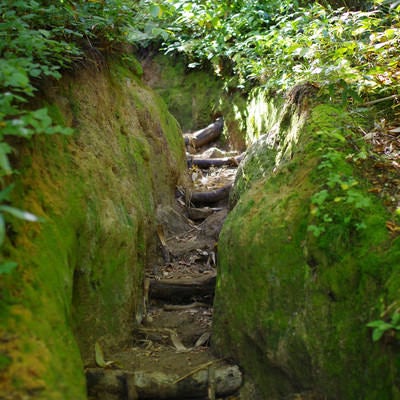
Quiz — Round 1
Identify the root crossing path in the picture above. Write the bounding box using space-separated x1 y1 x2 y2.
87 120 243 400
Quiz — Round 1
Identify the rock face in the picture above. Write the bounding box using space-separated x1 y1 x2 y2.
142 54 248 151
0 59 186 398
212 91 400 399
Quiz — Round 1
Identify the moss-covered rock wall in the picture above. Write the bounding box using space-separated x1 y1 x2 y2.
0 58 186 399
213 90 400 399
142 54 248 150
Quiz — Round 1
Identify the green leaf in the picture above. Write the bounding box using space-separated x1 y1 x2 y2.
149 4 161 18
0 261 18 275
307 224 325 237
0 185 15 203
391 312 400 326
366 320 391 329
0 205 40 222
0 142 13 174
95 342 107 367
311 190 329 206
372 328 385 342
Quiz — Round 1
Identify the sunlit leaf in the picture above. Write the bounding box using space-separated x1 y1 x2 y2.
391 312 400 326
372 328 385 342
0 143 12 174
149 4 161 18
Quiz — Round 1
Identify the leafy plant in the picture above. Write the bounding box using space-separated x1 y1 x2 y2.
0 0 159 273
147 0 400 104
307 148 372 242
367 312 400 342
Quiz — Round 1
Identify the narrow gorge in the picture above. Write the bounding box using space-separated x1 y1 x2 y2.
1 49 400 400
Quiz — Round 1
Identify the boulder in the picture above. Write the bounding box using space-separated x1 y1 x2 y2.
213 93 400 399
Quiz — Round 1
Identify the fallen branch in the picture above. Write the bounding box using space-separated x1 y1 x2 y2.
173 359 224 384
184 118 224 149
360 94 398 107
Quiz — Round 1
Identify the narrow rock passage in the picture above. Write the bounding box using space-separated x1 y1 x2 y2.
86 120 243 400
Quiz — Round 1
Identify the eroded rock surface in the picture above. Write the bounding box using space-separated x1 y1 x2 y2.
213 96 400 399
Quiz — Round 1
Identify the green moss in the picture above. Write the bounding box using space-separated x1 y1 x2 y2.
45 103 68 126
213 98 400 398
120 54 144 77
0 60 186 398
230 93 307 206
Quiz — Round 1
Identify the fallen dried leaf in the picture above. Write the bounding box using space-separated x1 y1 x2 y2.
170 331 189 352
386 221 400 233
195 331 211 347
95 342 121 368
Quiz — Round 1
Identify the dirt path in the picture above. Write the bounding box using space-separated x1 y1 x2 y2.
86 123 243 400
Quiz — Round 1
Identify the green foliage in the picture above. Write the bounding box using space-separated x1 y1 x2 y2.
367 311 400 342
303 105 383 261
308 149 372 239
149 0 400 102
0 0 158 273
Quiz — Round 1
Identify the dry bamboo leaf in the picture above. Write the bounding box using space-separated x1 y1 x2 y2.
170 331 189 352
386 221 400 232
94 342 121 369
195 331 211 347
95 341 107 368
157 225 167 246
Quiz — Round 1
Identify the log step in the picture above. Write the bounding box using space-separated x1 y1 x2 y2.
87 362 242 400
184 118 224 149
187 153 245 169
189 184 232 207
149 275 216 303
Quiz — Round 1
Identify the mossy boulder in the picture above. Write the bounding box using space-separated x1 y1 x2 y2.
0 59 186 398
213 95 400 399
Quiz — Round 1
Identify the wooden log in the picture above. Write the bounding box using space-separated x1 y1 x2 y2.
187 153 245 169
150 275 216 303
86 363 242 400
189 184 232 206
183 118 224 149
163 302 209 311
